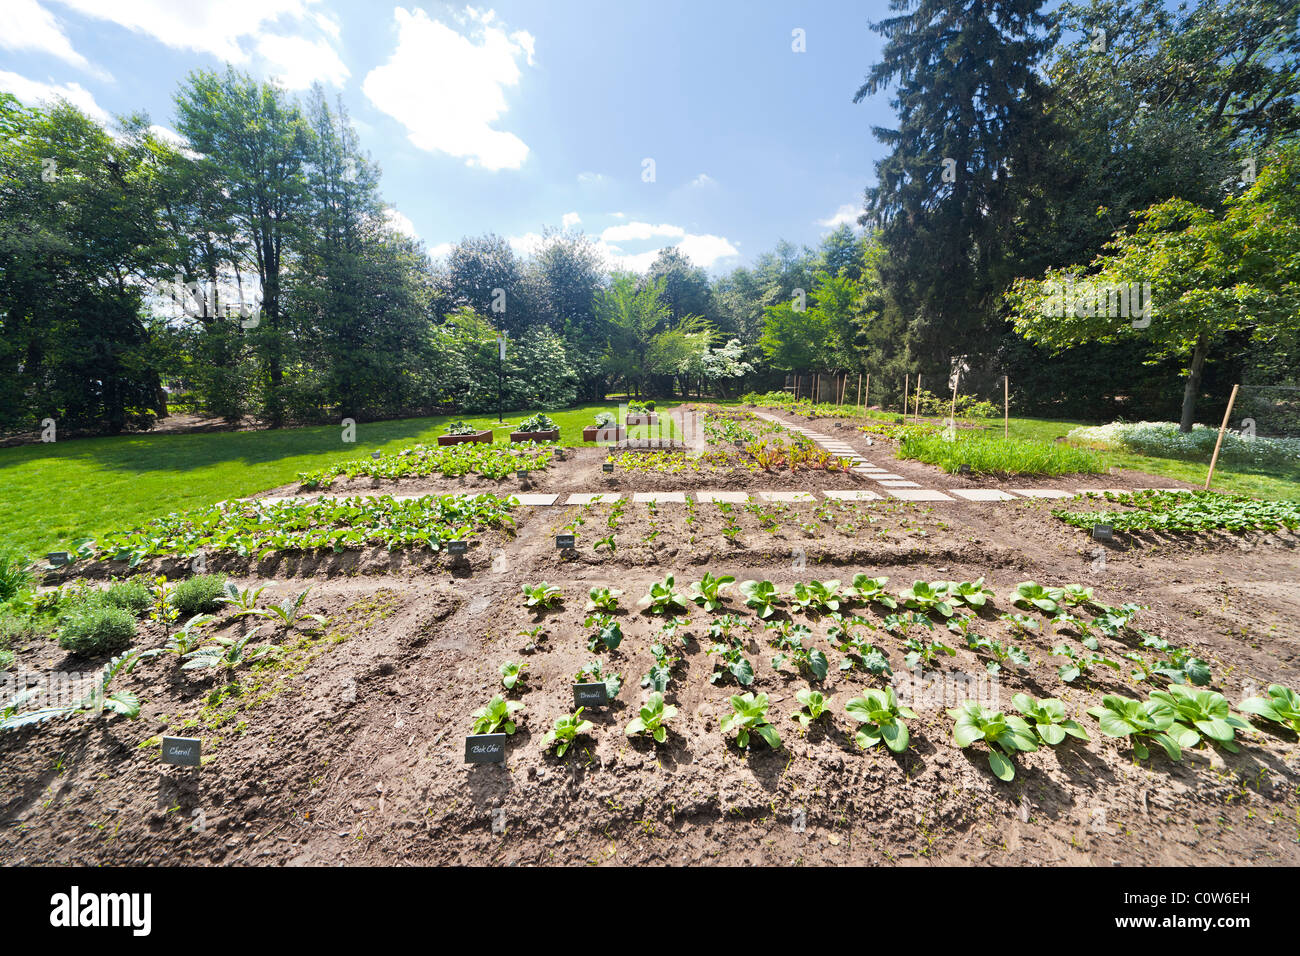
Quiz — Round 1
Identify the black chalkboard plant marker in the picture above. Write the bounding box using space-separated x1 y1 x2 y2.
161 735 201 768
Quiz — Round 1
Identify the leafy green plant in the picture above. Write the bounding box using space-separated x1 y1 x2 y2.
897 580 955 617
103 578 152 616
148 576 179 638
689 572 735 612
1 651 143 730
768 621 829 681
641 643 679 692
707 634 754 686
849 574 896 609
948 701 1039 781
500 661 527 690
215 581 268 616
638 575 689 614
791 688 831 728
999 612 1040 639
169 573 229 616
947 578 995 608
443 420 477 436
904 635 956 671
1010 581 1064 614
471 695 524 735
181 627 280 675
1060 584 1094 607
518 624 547 653
517 413 557 433
585 587 623 612
544 708 593 757
846 687 917 753
738 579 781 619
522 582 564 609
1052 490 1300 534
790 579 841 614
1138 632 1211 685
720 692 781 749
1087 694 1191 761
828 614 892 675
626 692 677 743
139 613 213 659
1011 693 1090 746
583 613 624 652
1149 685 1251 752
0 550 32 604
574 661 622 700
246 588 326 630
1053 642 1121 683
57 603 137 656
1238 684 1300 735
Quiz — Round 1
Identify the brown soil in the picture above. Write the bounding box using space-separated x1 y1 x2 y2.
3 429 1298 867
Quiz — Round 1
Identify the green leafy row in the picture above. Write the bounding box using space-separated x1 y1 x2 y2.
297 442 553 489
1053 490 1300 534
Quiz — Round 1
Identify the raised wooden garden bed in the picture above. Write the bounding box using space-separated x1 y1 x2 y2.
509 428 560 443
436 430 493 446
582 425 626 442
626 413 658 426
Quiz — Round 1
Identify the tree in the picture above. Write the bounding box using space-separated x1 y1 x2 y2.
174 68 312 427
647 246 712 324
1006 144 1300 430
594 273 672 398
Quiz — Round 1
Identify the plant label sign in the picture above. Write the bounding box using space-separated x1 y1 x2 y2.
47 552 69 566
161 736 201 767
446 540 468 556
1092 523 1114 542
464 733 507 764
572 682 609 707
958 464 972 476
602 462 614 473
517 469 529 480
555 534 576 550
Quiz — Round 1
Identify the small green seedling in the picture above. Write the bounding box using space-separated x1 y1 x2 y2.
522 582 563 609
625 692 677 743
638 575 689 614
1011 693 1090 746
499 660 527 690
689 572 735 612
471 695 524 735
1239 684 1300 735
544 708 593 757
949 700 1038 781
738 579 781 619
720 692 781 750
791 688 830 728
846 687 916 753
585 587 623 612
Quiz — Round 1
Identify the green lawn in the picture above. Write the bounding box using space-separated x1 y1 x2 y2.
0 402 678 557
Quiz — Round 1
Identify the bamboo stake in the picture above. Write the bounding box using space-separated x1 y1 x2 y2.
914 375 922 421
1204 384 1240 490
856 373 863 413
865 373 870 413
1003 375 1009 439
902 374 909 420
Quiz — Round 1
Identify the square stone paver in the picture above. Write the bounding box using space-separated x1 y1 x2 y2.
1009 488 1072 499
869 474 907 481
887 488 955 501
759 491 818 502
949 489 1018 501
696 491 751 503
877 480 922 488
566 493 622 505
824 489 883 500
512 493 559 506
633 492 687 503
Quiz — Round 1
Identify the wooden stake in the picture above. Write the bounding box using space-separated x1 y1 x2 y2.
856 373 863 413
902 374 909 419
949 367 960 431
914 375 922 421
1003 375 1009 439
1204 384 1240 490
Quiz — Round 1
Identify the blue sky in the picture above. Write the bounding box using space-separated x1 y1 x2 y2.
1 0 894 272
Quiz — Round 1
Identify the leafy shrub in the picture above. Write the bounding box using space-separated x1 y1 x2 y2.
58 603 137 656
103 578 152 616
169 574 229 615
517 413 557 433
443 420 477 435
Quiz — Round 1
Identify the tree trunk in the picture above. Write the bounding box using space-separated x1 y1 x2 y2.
1179 332 1209 433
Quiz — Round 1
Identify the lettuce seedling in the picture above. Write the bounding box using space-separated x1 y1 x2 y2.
585 587 623 612
544 708 593 757
1138 632 1212 686
791 688 830 728
947 578 994 608
904 636 956 671
948 701 1038 781
638 575 689 614
1011 581 1064 614
583 613 624 651
1148 685 1251 752
574 661 622 700
625 692 677 743
689 572 736 612
1053 643 1121 683
850 574 897 609
707 639 754 686
641 643 679 692
1060 584 1094 607
522 582 563 609
897 580 955 617
789 579 841 614
739 579 781 619
1091 602 1144 637
720 692 781 749
499 660 527 690
1087 694 1190 762
1011 693 1090 745
1239 684 1300 735
471 695 524 735
846 687 917 753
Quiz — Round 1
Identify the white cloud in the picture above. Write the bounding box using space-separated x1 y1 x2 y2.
363 7 534 170
599 221 685 243
561 211 581 229
577 171 607 185
817 203 861 228
427 241 454 261
608 211 625 219
689 172 716 188
51 0 325 63
507 232 545 257
676 233 739 267
384 208 419 239
257 33 349 89
1 0 108 78
0 70 110 124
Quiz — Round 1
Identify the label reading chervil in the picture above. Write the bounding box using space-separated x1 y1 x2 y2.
161 736 201 767
1092 523 1114 542
555 534 576 549
447 540 468 555
573 682 609 707
464 733 507 764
